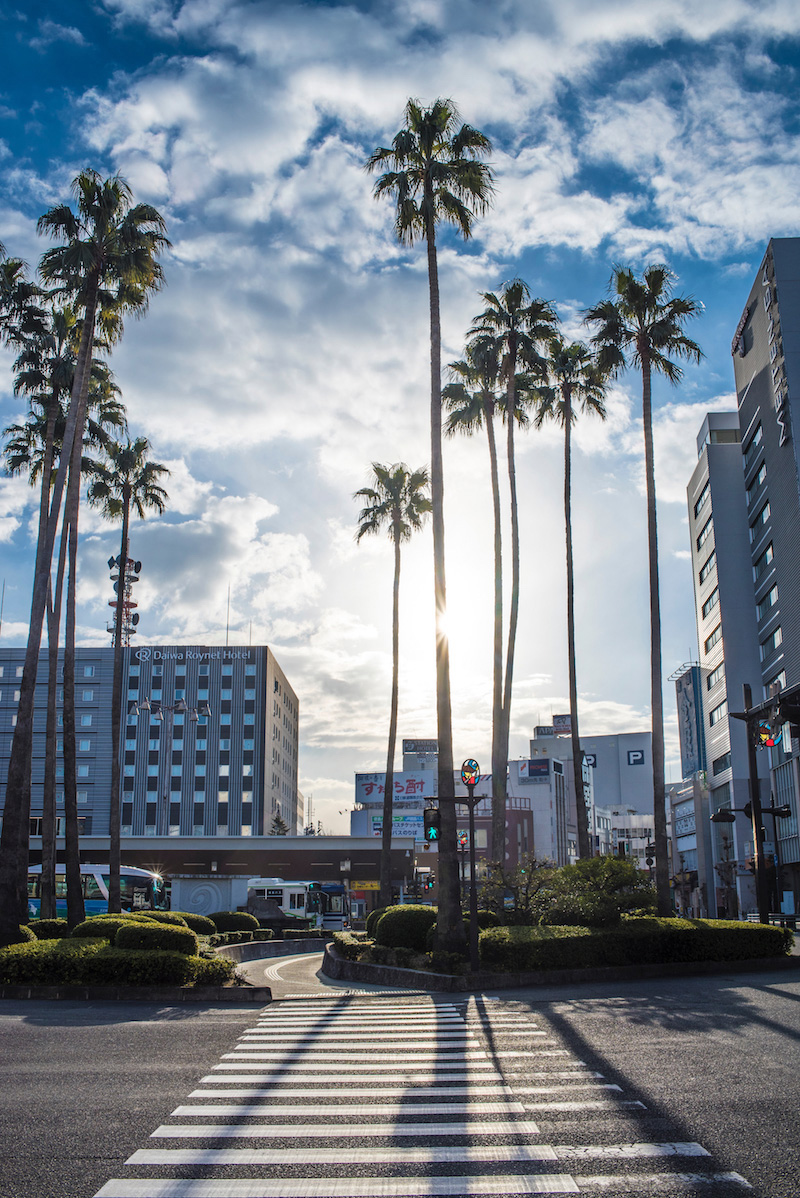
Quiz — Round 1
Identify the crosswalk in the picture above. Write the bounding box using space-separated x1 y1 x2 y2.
94 997 752 1196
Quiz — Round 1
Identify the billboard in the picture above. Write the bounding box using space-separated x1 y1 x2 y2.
370 813 425 840
355 771 436 803
518 758 551 784
402 739 438 754
675 666 707 777
552 714 572 735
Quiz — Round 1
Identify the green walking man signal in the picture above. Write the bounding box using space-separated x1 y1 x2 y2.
423 807 441 842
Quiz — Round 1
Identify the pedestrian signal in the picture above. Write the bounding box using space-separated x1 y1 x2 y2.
423 808 440 842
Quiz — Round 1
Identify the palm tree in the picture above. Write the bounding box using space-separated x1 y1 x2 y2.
533 336 607 859
468 282 557 859
584 265 703 913
355 463 431 908
443 338 505 868
366 99 493 952
4 359 126 927
87 437 169 913
0 171 168 942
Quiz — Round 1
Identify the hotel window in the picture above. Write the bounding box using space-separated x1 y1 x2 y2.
712 752 731 776
82 689 94 702
77 765 90 778
765 671 787 697
760 627 783 660
221 689 232 699
750 501 771 541
81 714 92 727
710 700 728 726
15 666 23 677
704 624 722 654
757 585 778 620
696 517 713 552
222 665 233 676
754 543 774 581
707 662 725 690
701 588 719 619
743 424 763 470
245 665 256 676
699 550 716 585
746 463 767 506
79 739 91 752
693 481 710 518
83 666 95 678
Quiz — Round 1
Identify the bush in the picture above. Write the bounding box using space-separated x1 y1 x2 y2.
115 922 199 956
169 911 217 935
0 924 37 948
333 931 368 961
29 919 69 940
541 856 656 928
427 949 467 975
209 910 260 933
0 936 238 987
365 907 388 938
71 915 149 943
281 928 319 940
209 931 254 947
375 904 438 951
254 928 274 941
478 917 792 973
462 909 502 929
141 911 189 927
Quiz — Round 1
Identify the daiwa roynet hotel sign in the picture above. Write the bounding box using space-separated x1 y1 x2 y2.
135 646 254 661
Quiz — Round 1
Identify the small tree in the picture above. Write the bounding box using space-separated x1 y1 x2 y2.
479 853 556 925
270 812 290 836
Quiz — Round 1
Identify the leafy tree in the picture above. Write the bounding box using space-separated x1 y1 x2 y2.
533 336 607 859
584 266 703 915
0 171 168 941
355 463 431 907
479 853 556 925
366 99 493 953
87 437 169 912
468 282 557 857
541 855 657 927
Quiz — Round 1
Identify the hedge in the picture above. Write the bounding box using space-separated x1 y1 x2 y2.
169 911 217 935
141 911 189 927
375 905 438 951
29 919 69 940
478 917 794 972
209 910 260 933
210 930 253 947
281 928 321 940
115 922 199 956
0 937 236 986
71 915 150 943
332 931 366 961
365 907 388 938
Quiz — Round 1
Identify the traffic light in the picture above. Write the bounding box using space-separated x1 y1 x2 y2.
426 874 435 889
423 807 440 842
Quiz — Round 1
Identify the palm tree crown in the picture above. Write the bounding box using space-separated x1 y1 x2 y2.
365 98 494 245
87 436 169 520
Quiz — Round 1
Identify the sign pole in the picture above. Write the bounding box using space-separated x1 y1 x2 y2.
460 759 481 974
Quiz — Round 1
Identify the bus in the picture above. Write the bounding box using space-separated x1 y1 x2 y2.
27 864 166 918
247 877 350 930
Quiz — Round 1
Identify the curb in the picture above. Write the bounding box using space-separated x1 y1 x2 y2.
215 938 331 963
321 943 800 993
0 984 272 1003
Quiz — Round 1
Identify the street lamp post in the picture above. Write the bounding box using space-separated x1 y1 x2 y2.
460 759 481 975
132 695 211 835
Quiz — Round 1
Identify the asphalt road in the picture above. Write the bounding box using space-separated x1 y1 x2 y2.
1 960 799 1197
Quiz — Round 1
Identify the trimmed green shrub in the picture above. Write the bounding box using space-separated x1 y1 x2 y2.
365 907 388 938
209 910 259 932
169 911 216 935
71 915 149 943
375 904 438 951
115 922 199 956
141 911 189 926
427 949 467 975
479 917 792 972
332 931 367 961
29 919 69 940
462 909 502 929
254 929 274 941
209 931 254 947
0 924 37 948
0 937 238 987
281 928 320 940
541 856 656 928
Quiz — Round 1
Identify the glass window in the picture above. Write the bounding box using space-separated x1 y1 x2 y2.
222 664 233 676
701 588 719 619
83 666 95 678
81 714 92 727
760 626 783 660
147 764 159 776
244 713 255 725
699 551 716 585
712 752 731 776
693 481 710 518
82 690 94 702
754 543 774 581
696 517 713 552
77 790 88 805
707 662 725 690
15 666 23 677
757 585 779 620
245 665 256 676
221 689 232 699
710 700 728 726
77 765 90 778
705 624 722 654
79 739 91 752
243 739 254 751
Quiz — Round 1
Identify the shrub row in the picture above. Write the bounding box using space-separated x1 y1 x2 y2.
116 922 199 956
169 911 217 935
0 937 236 986
478 917 793 972
208 911 259 932
281 928 322 940
30 919 69 940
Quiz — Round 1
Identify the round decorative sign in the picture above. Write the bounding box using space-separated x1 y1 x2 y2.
461 758 480 787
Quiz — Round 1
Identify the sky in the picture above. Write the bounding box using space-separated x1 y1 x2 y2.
1 0 799 834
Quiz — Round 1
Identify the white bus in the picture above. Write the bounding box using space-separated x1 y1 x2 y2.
247 877 349 930
27 864 166 918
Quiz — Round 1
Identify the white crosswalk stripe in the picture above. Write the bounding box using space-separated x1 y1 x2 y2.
92 996 754 1198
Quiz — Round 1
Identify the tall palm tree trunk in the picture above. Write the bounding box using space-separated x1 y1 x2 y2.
500 366 520 824
641 354 669 913
380 531 402 908
108 490 131 913
564 393 591 859
425 216 463 953
485 402 505 863
62 439 86 929
0 287 98 940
